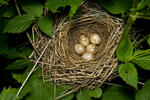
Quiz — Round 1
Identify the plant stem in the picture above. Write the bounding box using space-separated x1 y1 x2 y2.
134 51 150 58
123 17 134 37
132 0 138 8
122 0 138 37
14 0 21 15
134 33 150 48
128 49 150 61
136 15 150 20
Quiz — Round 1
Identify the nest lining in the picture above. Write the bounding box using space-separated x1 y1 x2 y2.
32 2 124 89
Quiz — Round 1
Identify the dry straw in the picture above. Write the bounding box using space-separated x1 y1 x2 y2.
32 1 124 90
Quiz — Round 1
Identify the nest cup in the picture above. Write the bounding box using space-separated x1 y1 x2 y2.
33 2 124 89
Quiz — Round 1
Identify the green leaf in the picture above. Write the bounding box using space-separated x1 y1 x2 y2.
132 55 150 70
0 0 7 5
101 86 134 100
2 44 32 59
25 68 74 100
14 67 53 100
6 59 31 70
38 16 53 37
76 87 102 100
26 75 54 100
22 0 43 17
147 37 150 46
133 49 150 57
12 64 34 98
136 80 150 100
0 18 9 33
119 63 138 89
4 14 35 34
2 6 17 18
99 0 131 14
13 66 73 100
137 0 150 10
136 8 150 16
0 34 8 54
116 35 133 62
45 0 82 19
0 88 19 100
56 85 74 100
8 46 32 59
12 63 33 83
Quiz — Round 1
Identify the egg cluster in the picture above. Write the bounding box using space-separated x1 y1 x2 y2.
74 33 101 62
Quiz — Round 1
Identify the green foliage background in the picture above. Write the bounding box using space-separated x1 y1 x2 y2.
0 0 150 100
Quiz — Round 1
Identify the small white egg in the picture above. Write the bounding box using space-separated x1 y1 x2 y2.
82 52 93 62
79 35 89 46
86 44 97 54
90 33 101 45
74 44 85 55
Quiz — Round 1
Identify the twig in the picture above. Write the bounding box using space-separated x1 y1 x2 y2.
54 82 56 100
13 0 55 96
29 59 51 65
16 13 67 96
14 0 21 15
14 0 40 55
138 81 144 85
134 33 150 48
56 80 89 100
16 38 52 96
56 86 79 100
104 82 122 87
30 59 66 67
56 89 74 100
26 31 40 55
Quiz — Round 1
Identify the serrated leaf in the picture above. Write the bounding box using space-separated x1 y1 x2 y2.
4 14 35 34
76 87 102 100
14 67 53 100
116 35 133 62
0 0 7 5
25 68 73 100
6 59 31 70
119 63 138 89
45 0 82 19
132 55 150 70
38 16 53 37
22 0 43 17
101 86 134 100
136 80 150 100
0 88 19 100
26 75 54 100
147 37 150 46
99 0 131 14
13 66 73 100
137 0 150 10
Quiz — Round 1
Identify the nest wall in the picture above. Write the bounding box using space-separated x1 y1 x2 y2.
33 2 124 89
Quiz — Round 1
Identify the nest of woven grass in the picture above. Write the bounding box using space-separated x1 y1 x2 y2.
32 2 124 89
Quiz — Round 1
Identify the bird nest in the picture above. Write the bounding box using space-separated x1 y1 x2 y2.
32 2 124 89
